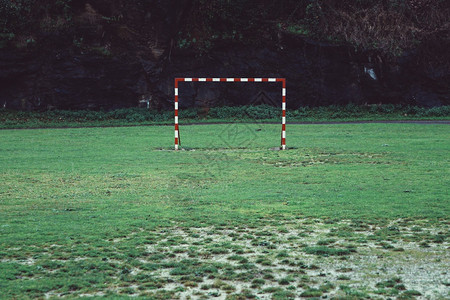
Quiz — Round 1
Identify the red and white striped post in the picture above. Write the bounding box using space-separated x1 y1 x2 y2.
174 78 286 150
281 78 286 150
174 78 180 150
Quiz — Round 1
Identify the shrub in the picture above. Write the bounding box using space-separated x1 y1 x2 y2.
1 104 449 129
126 113 146 122
243 104 280 119
378 104 396 114
425 106 450 117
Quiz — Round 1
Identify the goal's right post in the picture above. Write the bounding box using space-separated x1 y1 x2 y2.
174 78 180 151
281 78 286 150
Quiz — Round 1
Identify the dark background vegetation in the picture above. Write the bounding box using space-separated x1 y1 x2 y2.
0 0 449 111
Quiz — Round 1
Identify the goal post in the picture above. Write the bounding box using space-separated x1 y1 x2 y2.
174 77 286 150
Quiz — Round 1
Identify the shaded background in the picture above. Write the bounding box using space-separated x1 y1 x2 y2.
0 0 448 110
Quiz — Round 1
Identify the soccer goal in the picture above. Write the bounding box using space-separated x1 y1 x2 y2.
174 77 286 150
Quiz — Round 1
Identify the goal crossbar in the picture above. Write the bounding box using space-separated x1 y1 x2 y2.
174 77 286 150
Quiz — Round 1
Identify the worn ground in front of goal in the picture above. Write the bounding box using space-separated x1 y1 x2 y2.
0 124 448 298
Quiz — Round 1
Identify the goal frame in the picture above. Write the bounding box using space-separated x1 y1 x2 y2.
174 77 286 150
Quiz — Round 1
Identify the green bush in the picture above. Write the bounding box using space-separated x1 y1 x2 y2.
179 108 198 119
1 104 449 129
107 109 129 119
209 106 246 119
244 105 280 119
425 106 450 117
126 113 146 122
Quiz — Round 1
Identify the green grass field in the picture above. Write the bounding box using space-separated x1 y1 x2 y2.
0 123 449 299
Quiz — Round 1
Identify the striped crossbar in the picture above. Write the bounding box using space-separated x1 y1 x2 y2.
174 77 286 150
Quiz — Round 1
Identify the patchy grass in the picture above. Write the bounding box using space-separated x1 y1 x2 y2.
0 123 448 298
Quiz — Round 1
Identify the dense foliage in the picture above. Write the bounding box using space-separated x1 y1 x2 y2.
1 105 449 128
180 0 449 55
1 0 448 55
0 0 448 110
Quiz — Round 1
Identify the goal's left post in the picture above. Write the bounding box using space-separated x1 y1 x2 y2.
174 78 180 150
281 78 286 150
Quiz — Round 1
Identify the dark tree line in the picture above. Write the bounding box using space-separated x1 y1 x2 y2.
1 0 448 56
